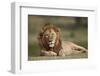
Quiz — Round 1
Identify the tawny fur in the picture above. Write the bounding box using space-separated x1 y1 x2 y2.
38 24 87 56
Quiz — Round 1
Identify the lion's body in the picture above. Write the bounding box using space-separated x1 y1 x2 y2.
38 24 87 56
59 41 87 56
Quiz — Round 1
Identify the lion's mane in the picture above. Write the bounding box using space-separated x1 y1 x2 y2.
38 23 62 55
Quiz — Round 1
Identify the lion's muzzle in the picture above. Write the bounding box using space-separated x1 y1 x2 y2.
48 41 55 47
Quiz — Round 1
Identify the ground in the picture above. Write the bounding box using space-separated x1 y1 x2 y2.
28 52 88 61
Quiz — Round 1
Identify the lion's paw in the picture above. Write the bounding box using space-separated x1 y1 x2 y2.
48 51 57 56
59 50 65 56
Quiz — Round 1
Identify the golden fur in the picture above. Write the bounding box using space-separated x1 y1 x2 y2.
38 24 87 56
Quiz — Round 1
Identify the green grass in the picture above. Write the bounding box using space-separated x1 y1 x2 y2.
28 43 40 57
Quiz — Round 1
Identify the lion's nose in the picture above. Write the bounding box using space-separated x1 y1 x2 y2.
49 40 52 42
49 38 52 42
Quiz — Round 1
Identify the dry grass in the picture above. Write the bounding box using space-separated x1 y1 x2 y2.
28 52 88 61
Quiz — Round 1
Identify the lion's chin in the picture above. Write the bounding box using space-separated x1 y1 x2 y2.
49 44 54 47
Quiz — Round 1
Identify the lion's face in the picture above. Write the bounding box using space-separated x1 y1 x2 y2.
38 24 62 54
43 28 57 47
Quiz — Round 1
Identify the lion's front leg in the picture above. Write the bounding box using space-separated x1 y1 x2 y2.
40 50 57 56
59 49 66 57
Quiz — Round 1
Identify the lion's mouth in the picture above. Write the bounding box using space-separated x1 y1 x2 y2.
48 41 55 47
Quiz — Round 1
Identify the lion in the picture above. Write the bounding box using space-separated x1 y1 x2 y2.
38 23 87 56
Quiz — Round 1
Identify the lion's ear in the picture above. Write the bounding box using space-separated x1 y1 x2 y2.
56 27 61 33
42 25 47 31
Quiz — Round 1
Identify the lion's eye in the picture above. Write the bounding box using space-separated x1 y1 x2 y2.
52 33 54 36
46 36 48 38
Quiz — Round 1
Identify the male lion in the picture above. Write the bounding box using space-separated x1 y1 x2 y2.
38 23 87 56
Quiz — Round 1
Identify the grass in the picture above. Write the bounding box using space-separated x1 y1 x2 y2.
28 53 88 61
61 28 88 48
28 43 40 57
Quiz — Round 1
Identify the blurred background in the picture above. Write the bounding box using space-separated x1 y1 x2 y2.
28 15 88 57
